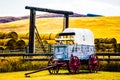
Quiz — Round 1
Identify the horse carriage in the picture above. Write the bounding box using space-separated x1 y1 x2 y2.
48 28 99 74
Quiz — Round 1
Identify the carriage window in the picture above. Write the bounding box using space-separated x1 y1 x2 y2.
90 47 94 51
54 46 67 53
87 46 89 52
59 47 65 52
77 46 81 52
81 46 83 52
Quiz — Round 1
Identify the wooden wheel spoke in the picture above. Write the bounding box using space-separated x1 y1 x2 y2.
88 54 99 73
48 56 60 74
69 56 80 73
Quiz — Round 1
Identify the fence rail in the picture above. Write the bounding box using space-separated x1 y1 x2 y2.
0 53 53 58
0 53 120 63
96 52 120 63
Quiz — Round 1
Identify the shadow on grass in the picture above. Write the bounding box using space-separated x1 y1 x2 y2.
50 70 93 75
25 70 98 78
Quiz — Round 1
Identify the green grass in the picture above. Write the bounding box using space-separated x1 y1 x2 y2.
0 70 120 80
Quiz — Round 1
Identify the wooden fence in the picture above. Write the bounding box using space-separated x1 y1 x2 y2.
0 53 120 63
96 52 120 63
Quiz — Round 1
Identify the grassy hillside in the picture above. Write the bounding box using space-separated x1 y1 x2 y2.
0 16 120 42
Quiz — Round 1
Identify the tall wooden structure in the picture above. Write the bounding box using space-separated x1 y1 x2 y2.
25 6 73 53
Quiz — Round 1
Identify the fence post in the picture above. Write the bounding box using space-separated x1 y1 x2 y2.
108 55 110 64
48 44 52 53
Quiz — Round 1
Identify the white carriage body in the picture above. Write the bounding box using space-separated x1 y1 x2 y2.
54 28 95 60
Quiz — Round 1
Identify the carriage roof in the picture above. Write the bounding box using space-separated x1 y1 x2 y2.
61 28 94 45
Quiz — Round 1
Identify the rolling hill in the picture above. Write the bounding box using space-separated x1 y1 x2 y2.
0 16 120 43
0 13 86 23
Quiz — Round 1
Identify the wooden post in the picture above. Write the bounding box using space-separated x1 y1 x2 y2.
29 9 36 53
63 14 69 31
25 6 73 53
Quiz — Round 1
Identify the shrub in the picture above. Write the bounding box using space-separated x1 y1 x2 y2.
100 61 120 72
0 58 47 72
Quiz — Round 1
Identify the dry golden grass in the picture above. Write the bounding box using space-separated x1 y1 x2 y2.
0 70 120 80
0 16 120 42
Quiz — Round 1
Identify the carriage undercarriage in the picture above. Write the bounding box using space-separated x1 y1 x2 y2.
48 54 99 74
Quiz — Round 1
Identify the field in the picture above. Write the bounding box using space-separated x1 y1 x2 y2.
0 70 120 80
0 16 120 42
0 16 120 79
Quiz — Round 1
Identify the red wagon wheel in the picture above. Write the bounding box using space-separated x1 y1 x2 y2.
68 56 81 74
88 54 99 73
48 56 60 74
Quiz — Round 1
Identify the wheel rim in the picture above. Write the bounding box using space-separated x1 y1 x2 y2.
48 56 59 74
88 54 99 73
69 56 80 73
